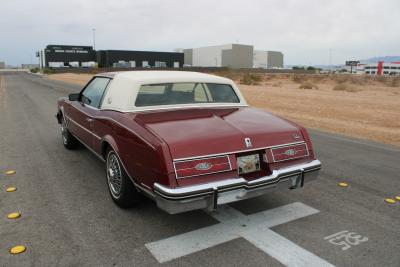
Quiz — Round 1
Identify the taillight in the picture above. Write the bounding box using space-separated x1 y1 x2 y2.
174 155 232 179
271 143 309 162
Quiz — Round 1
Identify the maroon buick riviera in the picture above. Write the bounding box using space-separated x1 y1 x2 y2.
56 71 321 214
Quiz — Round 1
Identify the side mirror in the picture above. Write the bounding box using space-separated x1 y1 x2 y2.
68 93 80 101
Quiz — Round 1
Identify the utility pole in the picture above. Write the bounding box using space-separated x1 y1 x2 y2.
40 50 43 69
92 28 96 50
328 48 332 73
36 50 43 69
36 51 40 68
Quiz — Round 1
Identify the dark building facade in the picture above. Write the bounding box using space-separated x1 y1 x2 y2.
44 45 184 68
96 50 184 68
44 45 96 67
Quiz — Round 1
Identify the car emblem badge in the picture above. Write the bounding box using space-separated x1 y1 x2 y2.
195 162 212 171
284 149 297 156
292 133 301 139
244 137 252 148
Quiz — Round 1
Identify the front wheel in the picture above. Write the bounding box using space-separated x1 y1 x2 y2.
61 116 79 149
106 149 141 208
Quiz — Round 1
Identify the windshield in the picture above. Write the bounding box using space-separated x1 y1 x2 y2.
135 83 240 107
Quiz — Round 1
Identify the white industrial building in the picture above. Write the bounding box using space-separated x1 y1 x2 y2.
184 44 283 69
358 62 400 75
253 50 284 69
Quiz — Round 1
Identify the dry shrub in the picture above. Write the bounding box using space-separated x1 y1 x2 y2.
279 73 291 79
263 74 274 81
250 73 262 82
385 76 400 87
272 82 282 87
330 74 370 86
299 82 318 90
292 74 306 83
213 70 241 81
331 75 347 84
309 74 327 83
347 75 367 85
240 73 262 85
375 76 386 83
365 75 400 87
332 83 359 92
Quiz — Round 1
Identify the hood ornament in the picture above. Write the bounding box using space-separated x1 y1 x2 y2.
244 137 252 148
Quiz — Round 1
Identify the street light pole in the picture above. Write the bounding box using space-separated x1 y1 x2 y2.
92 28 96 50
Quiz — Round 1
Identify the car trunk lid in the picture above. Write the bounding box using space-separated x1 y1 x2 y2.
133 107 304 160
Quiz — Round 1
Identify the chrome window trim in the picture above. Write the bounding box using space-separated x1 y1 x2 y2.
83 104 100 111
80 76 112 109
126 103 249 113
173 155 232 179
134 82 241 108
172 141 307 162
270 142 310 163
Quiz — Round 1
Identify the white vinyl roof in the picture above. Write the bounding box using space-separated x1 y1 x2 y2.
99 71 248 112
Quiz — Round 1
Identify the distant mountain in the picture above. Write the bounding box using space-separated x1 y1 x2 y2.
359 56 400 64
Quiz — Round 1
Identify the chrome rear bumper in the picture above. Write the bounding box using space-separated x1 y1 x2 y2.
154 160 321 214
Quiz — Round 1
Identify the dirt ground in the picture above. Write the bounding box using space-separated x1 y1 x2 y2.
47 72 400 147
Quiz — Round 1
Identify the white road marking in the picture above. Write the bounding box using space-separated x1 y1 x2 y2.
324 230 368 251
146 202 335 266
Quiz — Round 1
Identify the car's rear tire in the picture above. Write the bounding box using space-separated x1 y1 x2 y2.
61 116 79 150
106 148 142 208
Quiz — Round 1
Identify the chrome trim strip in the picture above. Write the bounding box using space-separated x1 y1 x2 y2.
65 115 101 140
155 178 246 198
66 103 156 150
70 132 105 162
173 141 307 162
133 182 155 199
271 142 310 163
154 159 321 199
83 103 101 111
173 155 232 179
129 104 249 113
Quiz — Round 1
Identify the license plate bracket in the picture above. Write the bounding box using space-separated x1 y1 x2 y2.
237 154 260 175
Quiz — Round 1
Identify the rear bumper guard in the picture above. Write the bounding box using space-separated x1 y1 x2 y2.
154 159 321 214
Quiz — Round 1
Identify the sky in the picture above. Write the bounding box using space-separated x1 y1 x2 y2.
0 0 399 66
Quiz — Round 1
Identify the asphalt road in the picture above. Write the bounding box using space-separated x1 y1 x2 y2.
0 72 399 267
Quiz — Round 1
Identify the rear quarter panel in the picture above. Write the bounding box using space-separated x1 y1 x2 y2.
101 112 175 189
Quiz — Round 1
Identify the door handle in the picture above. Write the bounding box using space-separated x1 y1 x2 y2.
86 118 94 122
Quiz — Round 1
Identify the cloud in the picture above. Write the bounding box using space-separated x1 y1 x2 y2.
0 0 399 65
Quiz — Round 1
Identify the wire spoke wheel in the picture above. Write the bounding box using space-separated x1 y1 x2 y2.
61 119 68 145
107 152 123 198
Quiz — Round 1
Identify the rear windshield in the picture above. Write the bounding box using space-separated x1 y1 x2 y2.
135 83 240 107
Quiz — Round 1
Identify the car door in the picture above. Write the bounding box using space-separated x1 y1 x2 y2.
68 77 111 150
